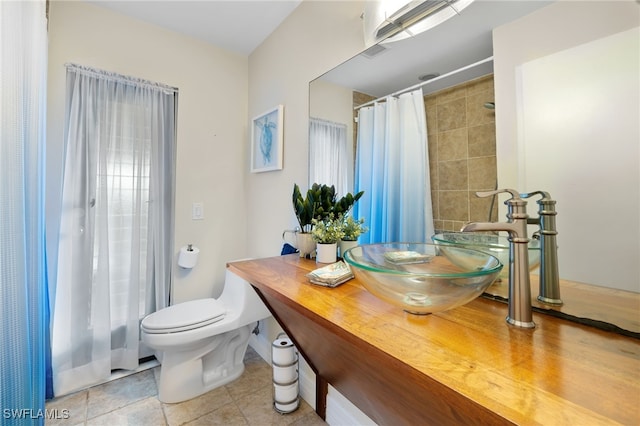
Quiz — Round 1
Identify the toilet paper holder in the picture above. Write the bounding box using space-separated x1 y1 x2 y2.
178 244 199 269
272 332 300 414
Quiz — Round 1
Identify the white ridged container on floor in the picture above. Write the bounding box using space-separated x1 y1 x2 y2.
272 333 300 414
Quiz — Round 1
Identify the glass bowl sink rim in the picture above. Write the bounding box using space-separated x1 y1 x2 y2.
343 242 504 277
431 232 541 251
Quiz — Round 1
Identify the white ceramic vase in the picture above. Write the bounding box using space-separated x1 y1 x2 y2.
339 240 358 258
295 232 316 258
316 243 337 264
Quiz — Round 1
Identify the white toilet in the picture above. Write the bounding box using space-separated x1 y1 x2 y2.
141 269 271 403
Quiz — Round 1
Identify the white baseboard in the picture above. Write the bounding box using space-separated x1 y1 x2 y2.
248 328 271 363
326 385 377 426
297 356 316 410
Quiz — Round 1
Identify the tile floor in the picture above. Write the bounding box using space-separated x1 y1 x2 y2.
45 347 326 426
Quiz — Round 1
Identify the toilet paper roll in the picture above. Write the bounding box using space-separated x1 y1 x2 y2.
272 336 296 366
178 245 199 269
273 364 298 384
273 382 298 404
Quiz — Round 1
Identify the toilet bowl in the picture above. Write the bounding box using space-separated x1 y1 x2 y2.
141 269 271 403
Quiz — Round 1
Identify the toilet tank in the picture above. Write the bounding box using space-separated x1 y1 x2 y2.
220 269 271 326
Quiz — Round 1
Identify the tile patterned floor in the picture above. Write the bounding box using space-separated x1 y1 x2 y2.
45 347 326 426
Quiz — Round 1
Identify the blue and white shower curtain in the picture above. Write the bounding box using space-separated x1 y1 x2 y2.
0 0 50 422
354 89 434 244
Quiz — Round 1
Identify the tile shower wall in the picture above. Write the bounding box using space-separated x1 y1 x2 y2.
425 74 498 233
353 74 497 234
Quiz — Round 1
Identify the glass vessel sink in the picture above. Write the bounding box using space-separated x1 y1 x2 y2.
431 232 541 279
343 243 503 315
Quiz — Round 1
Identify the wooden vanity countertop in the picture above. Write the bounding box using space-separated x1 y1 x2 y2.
228 254 640 425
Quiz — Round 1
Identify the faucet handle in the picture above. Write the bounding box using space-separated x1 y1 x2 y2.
477 189 527 219
521 191 556 209
476 188 522 200
521 190 551 201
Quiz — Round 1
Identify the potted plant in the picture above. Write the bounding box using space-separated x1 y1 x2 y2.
292 182 341 257
333 190 364 219
311 214 344 263
291 183 317 258
292 183 314 233
339 215 368 257
293 182 365 259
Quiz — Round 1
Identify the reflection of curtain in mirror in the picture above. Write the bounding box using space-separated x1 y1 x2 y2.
309 118 352 197
354 89 434 243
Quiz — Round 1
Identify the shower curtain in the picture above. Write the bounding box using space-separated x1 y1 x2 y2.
354 89 434 243
50 65 176 396
0 0 49 419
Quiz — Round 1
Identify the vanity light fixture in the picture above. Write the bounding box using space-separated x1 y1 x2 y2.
363 0 475 46
376 0 452 40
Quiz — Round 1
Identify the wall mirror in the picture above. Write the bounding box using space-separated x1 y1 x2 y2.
309 0 639 334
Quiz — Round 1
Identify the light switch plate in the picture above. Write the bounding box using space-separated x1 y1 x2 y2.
192 202 204 220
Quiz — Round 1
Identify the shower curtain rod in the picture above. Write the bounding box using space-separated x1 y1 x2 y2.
354 56 493 110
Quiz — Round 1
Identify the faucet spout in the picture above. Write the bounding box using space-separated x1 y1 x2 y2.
461 189 535 329
461 221 523 238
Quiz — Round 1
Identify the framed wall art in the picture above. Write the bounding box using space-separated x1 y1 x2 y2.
251 104 284 173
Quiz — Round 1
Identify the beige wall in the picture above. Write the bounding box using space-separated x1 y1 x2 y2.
247 1 365 258
47 1 249 303
310 79 354 127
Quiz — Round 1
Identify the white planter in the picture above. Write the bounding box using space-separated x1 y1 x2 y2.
295 232 316 258
339 240 358 258
316 243 337 264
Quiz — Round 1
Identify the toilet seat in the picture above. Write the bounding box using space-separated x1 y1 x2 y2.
142 298 226 334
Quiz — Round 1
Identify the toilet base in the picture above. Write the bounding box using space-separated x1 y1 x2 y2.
157 324 252 403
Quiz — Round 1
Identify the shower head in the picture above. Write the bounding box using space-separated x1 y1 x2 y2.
484 102 495 110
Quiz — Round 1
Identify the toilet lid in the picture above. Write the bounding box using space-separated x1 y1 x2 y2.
141 298 226 333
